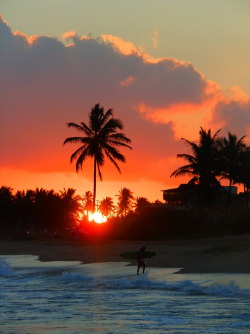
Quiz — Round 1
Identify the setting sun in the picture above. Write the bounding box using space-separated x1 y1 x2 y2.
88 212 108 224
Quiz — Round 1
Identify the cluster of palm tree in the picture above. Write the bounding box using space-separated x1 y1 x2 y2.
2 104 249 238
63 104 249 225
171 128 250 211
82 187 154 218
0 186 82 237
0 185 156 237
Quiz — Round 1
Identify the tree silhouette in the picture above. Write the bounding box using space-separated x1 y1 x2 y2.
99 197 115 217
0 186 15 237
237 148 250 192
117 187 134 217
82 191 93 218
134 197 151 214
59 188 82 232
171 127 221 207
64 104 132 212
217 132 247 211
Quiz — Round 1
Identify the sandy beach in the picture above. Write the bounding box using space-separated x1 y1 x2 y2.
1 234 250 273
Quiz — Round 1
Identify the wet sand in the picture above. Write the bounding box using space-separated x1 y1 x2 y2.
0 234 249 273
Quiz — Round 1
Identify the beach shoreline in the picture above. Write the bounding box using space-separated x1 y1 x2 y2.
1 234 249 274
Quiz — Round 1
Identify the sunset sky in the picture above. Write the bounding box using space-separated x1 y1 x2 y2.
1 0 250 203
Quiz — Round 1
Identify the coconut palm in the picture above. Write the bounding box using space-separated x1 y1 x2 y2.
64 104 132 212
237 147 250 192
82 191 93 218
99 197 115 217
59 188 82 232
217 132 247 200
117 187 134 217
170 127 221 206
134 197 151 214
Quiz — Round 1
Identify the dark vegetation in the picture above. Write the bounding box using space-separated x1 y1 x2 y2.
1 116 250 240
1 184 249 240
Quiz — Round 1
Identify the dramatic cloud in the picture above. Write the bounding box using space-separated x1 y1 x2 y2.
1 15 250 199
213 99 250 141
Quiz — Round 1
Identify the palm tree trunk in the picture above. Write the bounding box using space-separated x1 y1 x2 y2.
93 158 97 213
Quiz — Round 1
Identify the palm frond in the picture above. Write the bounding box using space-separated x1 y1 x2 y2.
105 150 122 173
66 122 84 131
75 148 91 172
64 137 85 145
108 132 132 145
80 122 92 136
104 144 126 163
101 108 114 126
69 145 87 163
170 165 197 178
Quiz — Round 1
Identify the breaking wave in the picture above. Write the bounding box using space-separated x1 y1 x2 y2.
60 271 250 298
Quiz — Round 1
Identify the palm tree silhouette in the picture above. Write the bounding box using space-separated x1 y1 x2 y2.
171 127 221 207
217 132 247 219
237 148 250 193
82 191 93 218
99 197 115 217
134 197 151 214
217 132 247 198
117 187 134 217
64 104 132 212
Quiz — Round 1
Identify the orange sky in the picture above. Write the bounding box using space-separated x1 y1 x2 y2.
1 15 250 202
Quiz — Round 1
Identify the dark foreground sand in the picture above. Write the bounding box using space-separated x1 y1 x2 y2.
1 235 250 273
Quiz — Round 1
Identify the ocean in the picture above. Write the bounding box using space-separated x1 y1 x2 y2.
1 255 250 333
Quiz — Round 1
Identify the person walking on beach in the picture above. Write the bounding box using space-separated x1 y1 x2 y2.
137 246 146 275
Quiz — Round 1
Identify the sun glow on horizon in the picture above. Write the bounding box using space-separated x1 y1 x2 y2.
88 211 108 224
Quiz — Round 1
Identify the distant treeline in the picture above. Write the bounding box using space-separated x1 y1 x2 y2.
0 187 82 238
1 185 249 240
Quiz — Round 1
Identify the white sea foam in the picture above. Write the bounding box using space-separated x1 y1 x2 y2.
59 270 250 298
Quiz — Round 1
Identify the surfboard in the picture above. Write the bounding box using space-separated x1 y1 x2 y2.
120 251 156 260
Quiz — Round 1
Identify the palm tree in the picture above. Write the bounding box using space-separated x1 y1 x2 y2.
171 127 221 207
117 187 134 217
234 146 250 209
217 132 247 205
82 191 93 218
64 104 132 212
99 197 115 217
237 147 250 192
134 197 151 214
59 188 82 232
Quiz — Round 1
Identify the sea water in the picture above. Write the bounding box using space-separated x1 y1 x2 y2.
1 255 250 334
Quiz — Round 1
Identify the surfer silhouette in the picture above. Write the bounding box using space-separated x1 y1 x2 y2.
137 246 146 275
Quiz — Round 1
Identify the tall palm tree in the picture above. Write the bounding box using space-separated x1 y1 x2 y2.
64 104 132 212
170 127 221 207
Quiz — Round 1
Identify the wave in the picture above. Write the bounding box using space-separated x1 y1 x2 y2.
60 271 250 298
1 258 250 298
0 259 15 277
